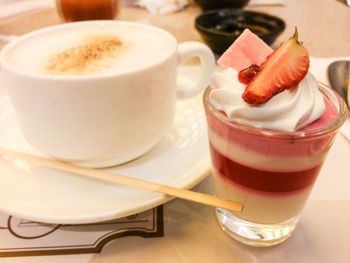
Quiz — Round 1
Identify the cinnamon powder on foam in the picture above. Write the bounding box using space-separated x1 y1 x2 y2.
46 34 122 75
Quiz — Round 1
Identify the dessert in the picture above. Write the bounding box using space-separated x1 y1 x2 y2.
204 28 347 245
207 98 336 223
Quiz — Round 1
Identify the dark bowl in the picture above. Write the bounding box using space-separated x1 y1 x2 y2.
195 9 286 54
194 0 250 10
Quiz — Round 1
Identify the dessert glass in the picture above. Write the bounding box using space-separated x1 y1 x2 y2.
203 83 348 246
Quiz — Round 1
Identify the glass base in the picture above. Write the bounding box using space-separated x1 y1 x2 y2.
216 208 299 247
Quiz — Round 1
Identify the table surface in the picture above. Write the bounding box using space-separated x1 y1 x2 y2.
0 0 350 262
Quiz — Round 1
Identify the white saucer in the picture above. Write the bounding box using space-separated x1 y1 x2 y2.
0 92 210 224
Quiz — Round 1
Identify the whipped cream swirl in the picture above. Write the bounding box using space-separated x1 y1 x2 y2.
209 68 326 132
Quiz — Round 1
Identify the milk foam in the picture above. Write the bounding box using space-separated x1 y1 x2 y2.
7 24 174 76
46 34 123 74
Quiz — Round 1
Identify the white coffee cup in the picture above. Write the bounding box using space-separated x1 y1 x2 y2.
0 21 215 168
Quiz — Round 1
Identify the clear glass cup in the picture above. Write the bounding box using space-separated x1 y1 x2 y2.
203 83 348 247
56 0 120 22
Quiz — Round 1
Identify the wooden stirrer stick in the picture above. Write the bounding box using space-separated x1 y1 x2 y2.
0 148 244 213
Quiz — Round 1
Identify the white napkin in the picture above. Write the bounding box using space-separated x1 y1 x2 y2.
0 0 54 20
310 57 350 142
248 0 285 5
137 0 188 15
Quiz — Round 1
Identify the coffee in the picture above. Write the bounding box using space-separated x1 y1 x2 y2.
6 24 174 76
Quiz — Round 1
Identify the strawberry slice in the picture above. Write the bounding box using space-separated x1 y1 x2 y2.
242 28 310 105
238 64 261 85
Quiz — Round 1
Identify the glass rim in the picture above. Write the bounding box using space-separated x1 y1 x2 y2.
203 82 348 139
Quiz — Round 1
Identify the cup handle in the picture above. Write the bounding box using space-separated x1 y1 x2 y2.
176 42 215 99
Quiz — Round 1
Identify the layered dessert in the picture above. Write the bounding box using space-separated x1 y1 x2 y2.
204 29 344 225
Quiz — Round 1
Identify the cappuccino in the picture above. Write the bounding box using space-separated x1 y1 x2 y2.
6 24 175 76
0 21 215 167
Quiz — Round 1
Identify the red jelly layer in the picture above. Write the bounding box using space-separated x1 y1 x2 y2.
210 144 321 192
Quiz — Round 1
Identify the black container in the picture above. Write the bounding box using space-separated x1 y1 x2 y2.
195 9 286 54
